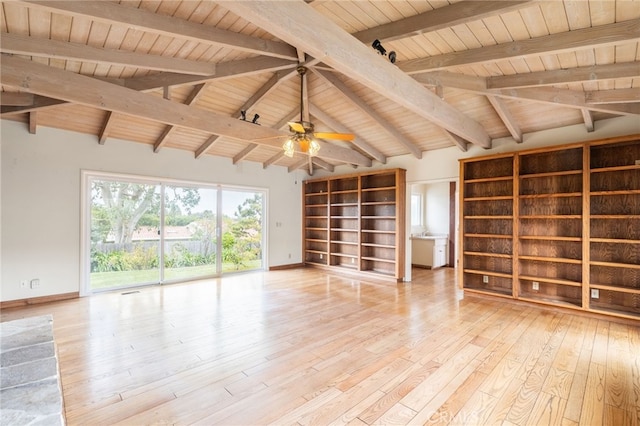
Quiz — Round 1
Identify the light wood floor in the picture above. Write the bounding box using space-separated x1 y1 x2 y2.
2 267 639 425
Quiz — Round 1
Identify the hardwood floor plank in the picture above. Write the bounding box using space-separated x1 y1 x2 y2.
1 267 639 425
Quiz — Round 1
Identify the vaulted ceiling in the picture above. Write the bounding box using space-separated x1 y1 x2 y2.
1 0 639 174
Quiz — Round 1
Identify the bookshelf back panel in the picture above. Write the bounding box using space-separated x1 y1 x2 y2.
464 157 513 179
591 194 640 215
463 273 512 295
362 232 395 246
361 218 396 232
331 230 358 244
361 173 396 189
520 174 582 195
590 242 640 265
306 240 327 252
463 255 512 274
465 180 513 198
519 280 582 306
464 237 512 255
519 240 582 260
591 169 640 192
361 188 395 203
331 191 358 204
519 197 582 216
591 218 640 240
590 265 640 290
464 218 512 235
331 243 358 256
519 259 582 282
330 177 358 192
519 218 582 238
590 140 640 168
590 290 640 316
520 148 583 174
464 199 513 216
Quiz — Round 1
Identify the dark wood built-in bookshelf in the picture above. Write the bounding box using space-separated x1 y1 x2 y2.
459 135 640 321
303 169 406 281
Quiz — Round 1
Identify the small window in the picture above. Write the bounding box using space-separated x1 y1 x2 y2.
411 194 422 226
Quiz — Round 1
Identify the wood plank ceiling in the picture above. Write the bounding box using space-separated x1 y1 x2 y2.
1 0 639 174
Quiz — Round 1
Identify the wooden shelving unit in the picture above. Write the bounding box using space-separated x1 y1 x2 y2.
588 139 640 318
303 180 329 266
517 145 584 308
460 155 515 297
459 135 640 320
303 169 406 281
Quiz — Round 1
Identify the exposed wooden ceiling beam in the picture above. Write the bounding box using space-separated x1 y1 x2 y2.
311 157 334 172
154 83 208 152
586 89 640 104
309 104 387 164
29 111 37 134
195 135 222 159
0 92 34 106
352 1 532 43
1 94 66 116
263 151 285 169
581 109 595 132
194 68 298 158
442 130 468 152
0 33 217 76
19 0 297 60
220 1 491 149
99 111 117 145
493 87 640 115
124 56 297 92
233 144 259 165
288 157 308 173
1 55 371 166
312 68 424 158
399 20 640 74
415 70 640 116
486 96 523 143
487 62 640 89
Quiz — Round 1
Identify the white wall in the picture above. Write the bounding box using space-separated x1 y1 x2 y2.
1 121 302 302
424 182 450 236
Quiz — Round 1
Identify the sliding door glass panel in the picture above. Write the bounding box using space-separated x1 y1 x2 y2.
221 190 264 273
89 179 161 291
163 185 218 281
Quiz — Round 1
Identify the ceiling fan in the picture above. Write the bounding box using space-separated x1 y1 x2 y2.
281 66 355 158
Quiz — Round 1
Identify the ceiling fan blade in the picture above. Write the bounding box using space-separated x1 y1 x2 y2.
288 121 306 133
314 132 355 141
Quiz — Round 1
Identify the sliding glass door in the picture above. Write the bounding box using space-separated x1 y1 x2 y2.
89 178 162 291
221 190 263 273
85 173 265 293
163 185 218 282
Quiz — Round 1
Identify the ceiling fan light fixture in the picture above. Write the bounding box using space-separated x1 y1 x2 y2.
308 138 320 157
283 138 295 158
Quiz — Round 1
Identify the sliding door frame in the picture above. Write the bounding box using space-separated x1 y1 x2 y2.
80 170 268 296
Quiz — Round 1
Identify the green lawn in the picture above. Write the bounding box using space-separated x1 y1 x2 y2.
90 260 263 290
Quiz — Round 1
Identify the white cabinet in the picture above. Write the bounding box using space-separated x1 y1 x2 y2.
411 236 447 268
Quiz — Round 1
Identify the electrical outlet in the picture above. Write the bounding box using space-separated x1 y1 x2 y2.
635 159 640 166
591 288 600 299
351 257 355 264
320 254 323 259
532 281 539 291
30 279 40 289
288 253 291 259
482 275 489 284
